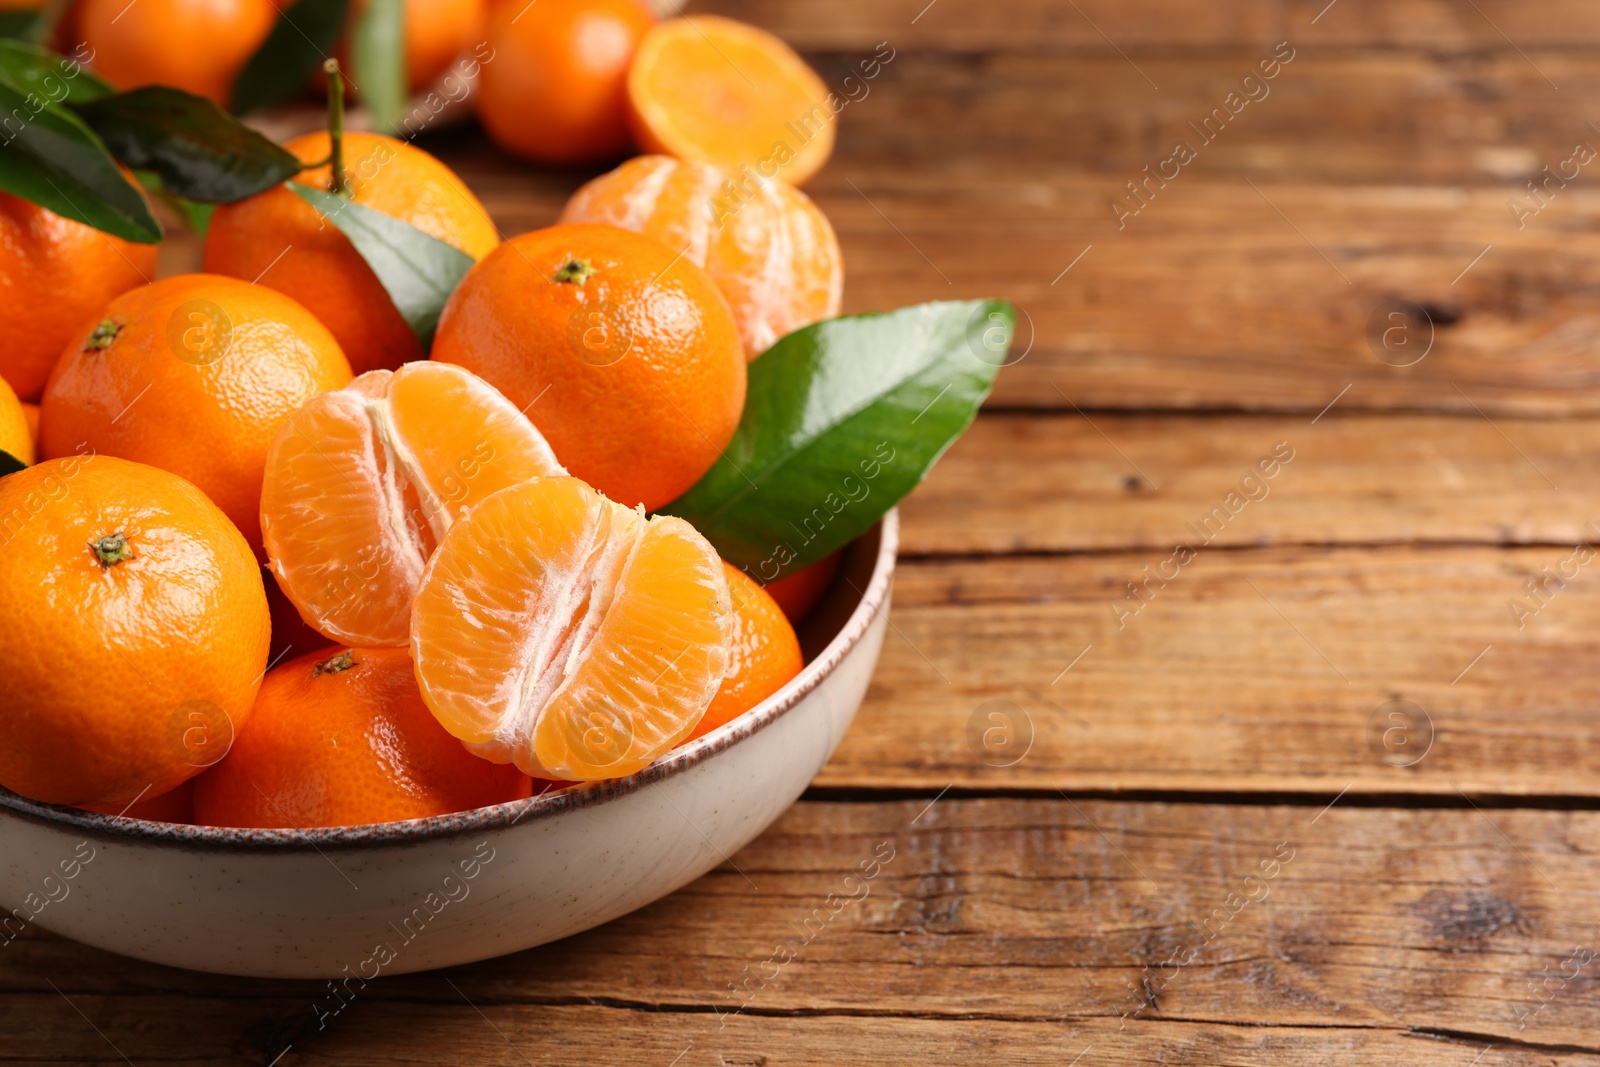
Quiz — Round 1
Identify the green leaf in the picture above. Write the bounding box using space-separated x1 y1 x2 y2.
289 181 475 348
134 169 215 237
0 40 111 101
231 0 350 115
0 81 162 242
0 11 40 41
666 300 1012 578
349 0 405 133
75 86 302 202
0 450 26 477
0 0 69 43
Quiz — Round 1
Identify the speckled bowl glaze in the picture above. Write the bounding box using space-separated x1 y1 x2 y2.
0 514 896 978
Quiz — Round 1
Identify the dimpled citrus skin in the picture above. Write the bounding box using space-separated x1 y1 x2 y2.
193 646 532 828
204 132 501 375
474 0 654 165
561 155 843 358
684 563 802 743
432 223 746 511
0 457 269 807
79 0 276 106
39 274 353 555
0 191 157 402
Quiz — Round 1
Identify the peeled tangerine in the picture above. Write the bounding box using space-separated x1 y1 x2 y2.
560 155 843 357
411 477 733 782
261 361 565 648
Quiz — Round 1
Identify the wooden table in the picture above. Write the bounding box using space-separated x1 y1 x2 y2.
14 0 1600 1062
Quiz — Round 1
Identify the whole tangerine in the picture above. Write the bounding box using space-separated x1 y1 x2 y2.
38 274 353 554
204 131 500 375
0 457 270 807
78 0 276 107
473 0 654 165
684 563 802 743
0 191 157 402
432 223 745 511
193 646 532 828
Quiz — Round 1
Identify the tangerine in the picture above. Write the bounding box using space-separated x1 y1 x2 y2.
78 0 276 107
432 223 745 511
0 190 157 402
685 563 802 743
763 551 841 622
194 646 532 828
204 131 500 375
561 155 842 358
474 0 654 164
0 457 269 807
39 274 353 554
627 15 835 186
79 779 194 823
411 476 733 781
0 377 34 465
260 361 565 648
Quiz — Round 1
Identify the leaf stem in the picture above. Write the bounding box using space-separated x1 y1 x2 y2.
323 58 349 197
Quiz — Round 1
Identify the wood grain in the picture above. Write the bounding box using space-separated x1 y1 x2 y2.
7 800 1600 1063
698 0 1600 51
902 412 1600 555
817 546 1600 796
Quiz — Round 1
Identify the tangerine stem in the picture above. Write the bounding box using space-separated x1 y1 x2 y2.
324 58 349 197
89 532 133 569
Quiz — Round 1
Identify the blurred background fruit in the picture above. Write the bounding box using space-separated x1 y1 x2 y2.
400 0 486 90
261 362 565 648
627 15 834 186
433 223 745 511
0 457 269 808
474 0 654 164
412 476 733 781
684 563 801 743
562 154 842 357
0 191 157 402
39 273 353 554
78 0 275 107
204 131 499 374
194 646 532 828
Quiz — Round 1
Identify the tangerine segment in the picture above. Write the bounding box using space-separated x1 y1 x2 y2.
261 362 564 649
412 477 733 781
560 155 843 357
626 16 835 187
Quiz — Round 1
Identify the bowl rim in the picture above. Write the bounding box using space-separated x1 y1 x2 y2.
0 511 898 852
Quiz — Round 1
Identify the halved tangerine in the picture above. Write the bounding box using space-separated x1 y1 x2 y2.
261 361 565 648
626 16 835 187
411 476 733 781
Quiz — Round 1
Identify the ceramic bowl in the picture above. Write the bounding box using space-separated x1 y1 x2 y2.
0 513 897 978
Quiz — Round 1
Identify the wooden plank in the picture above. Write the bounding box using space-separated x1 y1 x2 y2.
697 0 1600 51
903 412 1600 555
809 175 1600 414
815 547 1600 796
7 800 1600 1061
821 53 1600 185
